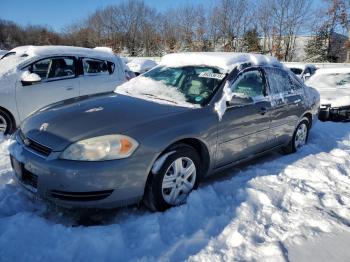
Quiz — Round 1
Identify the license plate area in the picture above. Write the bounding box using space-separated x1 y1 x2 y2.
10 156 38 192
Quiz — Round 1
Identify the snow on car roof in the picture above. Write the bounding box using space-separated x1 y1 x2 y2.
160 52 282 72
284 63 317 70
127 58 158 73
312 67 350 75
9 45 116 61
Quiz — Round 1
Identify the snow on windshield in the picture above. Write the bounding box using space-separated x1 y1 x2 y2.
0 54 28 76
0 54 30 94
115 76 198 108
307 71 350 107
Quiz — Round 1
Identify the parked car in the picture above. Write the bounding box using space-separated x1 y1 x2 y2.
119 58 136 80
306 67 350 121
127 58 157 76
285 63 317 82
0 45 127 135
9 52 319 211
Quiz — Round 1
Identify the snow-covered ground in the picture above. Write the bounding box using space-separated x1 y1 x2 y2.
1 121 350 261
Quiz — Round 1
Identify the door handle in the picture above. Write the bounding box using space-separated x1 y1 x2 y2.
65 86 74 91
259 107 267 115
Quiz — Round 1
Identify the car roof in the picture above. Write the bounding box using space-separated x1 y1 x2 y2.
159 52 283 72
9 45 116 61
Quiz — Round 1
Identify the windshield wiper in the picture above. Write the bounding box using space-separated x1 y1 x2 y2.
142 93 179 105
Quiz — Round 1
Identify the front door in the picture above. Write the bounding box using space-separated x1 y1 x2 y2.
216 68 271 167
16 56 79 121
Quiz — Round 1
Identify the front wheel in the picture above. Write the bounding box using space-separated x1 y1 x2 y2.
0 110 15 135
144 145 201 211
282 119 309 154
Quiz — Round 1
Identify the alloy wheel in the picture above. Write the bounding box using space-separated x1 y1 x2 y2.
294 123 308 149
161 157 197 205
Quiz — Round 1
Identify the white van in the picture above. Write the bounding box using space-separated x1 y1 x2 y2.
0 45 126 134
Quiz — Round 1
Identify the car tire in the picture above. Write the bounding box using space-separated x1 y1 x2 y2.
282 118 309 154
0 109 15 135
144 144 201 212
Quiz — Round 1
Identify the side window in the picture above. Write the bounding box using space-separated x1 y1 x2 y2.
231 70 265 99
30 57 76 81
265 67 294 95
32 59 50 79
83 58 114 75
289 72 304 92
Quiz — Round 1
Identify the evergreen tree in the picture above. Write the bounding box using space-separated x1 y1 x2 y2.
242 29 262 53
305 27 329 62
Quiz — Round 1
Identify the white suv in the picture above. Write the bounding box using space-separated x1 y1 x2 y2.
0 45 126 134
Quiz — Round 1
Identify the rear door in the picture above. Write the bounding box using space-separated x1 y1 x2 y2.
79 57 125 96
264 67 304 146
16 56 79 121
216 68 271 167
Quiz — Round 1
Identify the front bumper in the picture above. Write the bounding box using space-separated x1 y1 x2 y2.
319 104 350 121
9 133 156 209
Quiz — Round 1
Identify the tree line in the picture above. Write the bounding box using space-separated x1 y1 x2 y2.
0 0 349 62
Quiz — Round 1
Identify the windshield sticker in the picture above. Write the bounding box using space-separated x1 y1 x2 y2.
199 72 226 80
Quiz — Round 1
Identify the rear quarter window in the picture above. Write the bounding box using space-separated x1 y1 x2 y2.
82 58 114 75
265 67 294 95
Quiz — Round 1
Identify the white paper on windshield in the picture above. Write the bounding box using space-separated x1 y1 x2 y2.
198 72 226 80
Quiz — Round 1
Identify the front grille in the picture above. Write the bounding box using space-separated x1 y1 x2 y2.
50 190 114 201
27 139 52 156
19 130 52 156
22 168 38 188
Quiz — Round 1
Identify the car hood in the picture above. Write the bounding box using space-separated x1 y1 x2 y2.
21 93 190 151
316 87 350 107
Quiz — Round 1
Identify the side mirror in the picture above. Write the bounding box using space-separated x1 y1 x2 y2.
226 94 254 107
21 71 41 86
303 73 311 81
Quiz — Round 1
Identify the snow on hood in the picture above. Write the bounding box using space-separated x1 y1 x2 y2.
306 68 350 107
115 76 198 108
160 52 282 73
127 58 157 73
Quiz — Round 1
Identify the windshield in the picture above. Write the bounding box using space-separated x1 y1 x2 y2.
307 73 350 89
0 52 30 75
143 66 226 105
290 68 303 75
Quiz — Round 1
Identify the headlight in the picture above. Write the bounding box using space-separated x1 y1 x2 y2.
60 135 138 161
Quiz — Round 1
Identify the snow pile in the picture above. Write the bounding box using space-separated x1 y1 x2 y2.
115 76 197 108
306 68 350 107
127 58 157 74
160 52 282 73
1 122 350 261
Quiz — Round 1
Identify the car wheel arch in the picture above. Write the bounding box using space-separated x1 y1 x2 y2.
301 112 312 128
143 137 211 195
